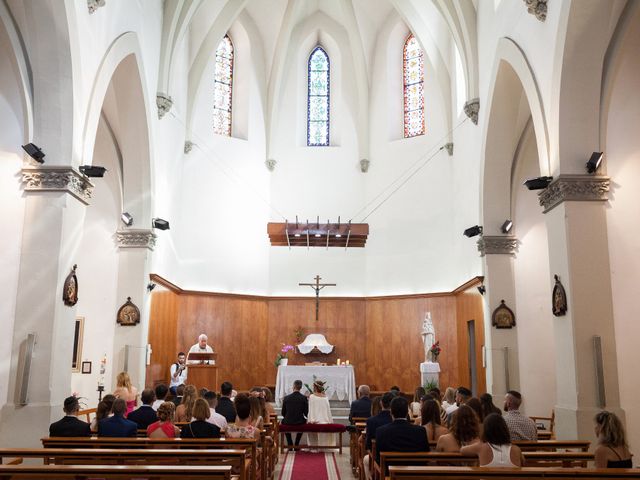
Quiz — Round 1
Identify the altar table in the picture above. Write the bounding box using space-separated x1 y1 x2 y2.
275 365 357 406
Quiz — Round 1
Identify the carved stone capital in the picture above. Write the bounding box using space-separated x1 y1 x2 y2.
116 229 157 250
538 175 610 213
360 159 370 173
156 93 173 119
444 143 454 156
464 98 480 125
184 141 194 154
477 236 518 256
265 159 277 172
22 166 94 205
87 0 105 14
523 0 547 21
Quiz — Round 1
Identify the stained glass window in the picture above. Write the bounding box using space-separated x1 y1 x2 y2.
307 46 330 146
403 34 425 138
213 35 233 136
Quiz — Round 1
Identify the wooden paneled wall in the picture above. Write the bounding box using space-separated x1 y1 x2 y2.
146 276 486 394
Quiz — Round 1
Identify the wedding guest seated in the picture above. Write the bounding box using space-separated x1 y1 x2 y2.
441 387 456 410
503 390 537 441
261 387 277 418
249 395 266 430
409 386 426 420
593 411 633 468
480 393 501 421
460 413 524 467
171 384 185 407
421 399 448 442
217 381 237 423
349 384 372 422
180 398 221 438
436 405 480 452
175 384 198 423
147 401 180 438
445 387 472 425
91 394 115 432
49 395 91 437
127 388 158 429
363 392 394 480
203 390 228 430
152 384 169 411
226 394 259 440
375 396 429 466
112 371 138 417
98 398 137 437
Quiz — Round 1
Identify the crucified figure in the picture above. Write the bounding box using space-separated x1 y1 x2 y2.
299 275 336 322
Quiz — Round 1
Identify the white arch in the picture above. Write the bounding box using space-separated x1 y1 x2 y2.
81 31 154 222
481 37 550 233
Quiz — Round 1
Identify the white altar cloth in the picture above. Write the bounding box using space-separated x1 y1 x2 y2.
275 365 357 406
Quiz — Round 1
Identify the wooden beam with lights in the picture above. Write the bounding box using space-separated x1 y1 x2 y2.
267 222 369 248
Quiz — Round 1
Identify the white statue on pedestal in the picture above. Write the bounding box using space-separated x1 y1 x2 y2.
421 312 435 363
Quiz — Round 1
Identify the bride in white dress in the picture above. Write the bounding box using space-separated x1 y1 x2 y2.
307 380 333 449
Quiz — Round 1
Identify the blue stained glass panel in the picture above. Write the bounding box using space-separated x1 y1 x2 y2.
307 46 330 146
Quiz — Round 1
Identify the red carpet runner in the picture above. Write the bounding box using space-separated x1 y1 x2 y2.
278 451 341 480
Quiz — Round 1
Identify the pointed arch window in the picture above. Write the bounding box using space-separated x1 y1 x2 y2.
213 34 234 136
307 46 330 146
403 34 425 138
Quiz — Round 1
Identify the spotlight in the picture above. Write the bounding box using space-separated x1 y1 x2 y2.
523 176 553 190
335 234 342 238
22 143 45 163
314 233 321 238
477 285 486 295
121 212 133 227
501 219 513 234
463 225 483 238
586 152 603 174
79 165 107 177
147 283 156 292
152 218 170 230
294 233 301 238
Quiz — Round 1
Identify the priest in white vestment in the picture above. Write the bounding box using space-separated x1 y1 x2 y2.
188 333 214 364
307 380 333 449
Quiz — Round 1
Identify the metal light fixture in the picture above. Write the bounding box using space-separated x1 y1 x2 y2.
586 152 603 174
463 225 483 238
22 143 45 163
121 212 133 226
501 219 513 234
147 283 156 292
523 176 553 190
152 218 170 230
79 165 107 177
477 285 486 295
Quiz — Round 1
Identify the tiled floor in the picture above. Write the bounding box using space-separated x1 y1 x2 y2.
273 450 354 479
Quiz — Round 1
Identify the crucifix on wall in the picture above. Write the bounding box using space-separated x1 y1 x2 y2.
299 275 336 322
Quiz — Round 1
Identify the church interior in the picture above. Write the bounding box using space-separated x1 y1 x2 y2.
1 0 640 476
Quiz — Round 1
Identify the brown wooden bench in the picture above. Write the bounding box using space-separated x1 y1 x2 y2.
0 448 246 479
41 436 258 480
388 465 640 479
0 463 231 479
514 440 590 452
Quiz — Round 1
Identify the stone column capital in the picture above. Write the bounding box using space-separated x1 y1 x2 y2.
523 0 547 21
116 229 157 250
22 166 94 205
87 0 106 14
538 175 610 213
477 236 518 256
464 98 480 125
444 143 454 156
156 93 173 119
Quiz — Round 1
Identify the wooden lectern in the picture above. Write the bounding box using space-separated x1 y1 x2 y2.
187 352 218 391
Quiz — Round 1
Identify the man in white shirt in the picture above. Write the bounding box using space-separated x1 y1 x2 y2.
203 390 228 430
169 352 188 394
187 334 214 364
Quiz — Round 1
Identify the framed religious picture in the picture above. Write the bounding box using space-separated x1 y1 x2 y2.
552 274 568 316
492 300 516 329
81 361 92 374
72 317 84 372
63 265 79 306
117 297 140 326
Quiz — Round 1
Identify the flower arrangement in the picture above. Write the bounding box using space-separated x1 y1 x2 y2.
294 326 306 344
275 343 295 366
430 341 441 362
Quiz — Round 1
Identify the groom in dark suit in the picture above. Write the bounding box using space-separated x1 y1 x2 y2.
49 396 91 437
281 379 308 446
375 396 429 466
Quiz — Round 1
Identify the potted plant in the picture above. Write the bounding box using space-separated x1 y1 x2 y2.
275 344 295 367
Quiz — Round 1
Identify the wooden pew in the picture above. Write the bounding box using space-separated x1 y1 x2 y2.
514 440 590 452
389 465 640 479
0 448 246 479
350 421 367 477
77 407 96 424
42 437 258 480
0 463 232 479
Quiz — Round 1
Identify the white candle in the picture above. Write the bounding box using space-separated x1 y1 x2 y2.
337 358 340 365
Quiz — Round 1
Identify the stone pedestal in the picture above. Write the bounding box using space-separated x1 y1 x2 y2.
420 362 441 387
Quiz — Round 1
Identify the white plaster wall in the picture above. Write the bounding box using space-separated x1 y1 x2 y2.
604 8 640 458
512 124 556 417
71 117 120 407
0 32 25 409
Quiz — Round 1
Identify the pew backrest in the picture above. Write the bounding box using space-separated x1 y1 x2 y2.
0 463 232 479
